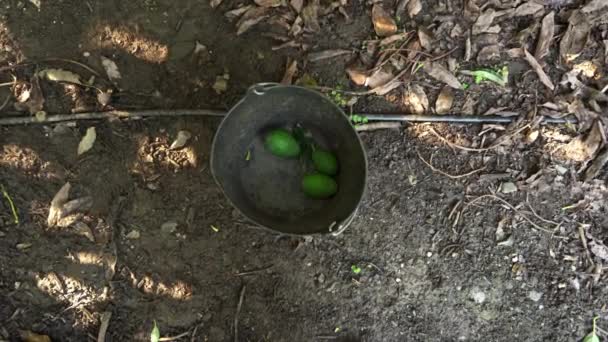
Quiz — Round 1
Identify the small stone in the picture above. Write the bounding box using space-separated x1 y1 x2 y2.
501 182 518 194
0 231 5 237
83 51 91 57
470 287 486 304
426 252 433 257
317 273 325 284
395 278 401 283
528 290 543 302
161 221 178 233
555 164 568 175
16 243 32 250
126 230 140 239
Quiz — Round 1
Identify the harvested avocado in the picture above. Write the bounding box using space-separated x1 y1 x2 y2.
312 149 338 176
265 129 301 158
302 173 338 199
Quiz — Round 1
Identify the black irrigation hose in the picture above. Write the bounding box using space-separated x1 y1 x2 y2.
361 114 578 124
0 109 577 126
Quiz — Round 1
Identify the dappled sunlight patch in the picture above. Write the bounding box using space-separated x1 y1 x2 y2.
34 272 108 307
134 274 193 301
84 24 169 63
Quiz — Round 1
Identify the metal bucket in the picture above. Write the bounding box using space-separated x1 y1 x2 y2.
210 83 367 235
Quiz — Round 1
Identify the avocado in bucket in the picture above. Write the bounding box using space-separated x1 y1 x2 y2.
302 173 338 199
312 149 338 176
265 129 301 158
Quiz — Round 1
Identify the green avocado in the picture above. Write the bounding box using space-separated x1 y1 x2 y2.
312 149 338 176
264 129 301 158
302 173 338 199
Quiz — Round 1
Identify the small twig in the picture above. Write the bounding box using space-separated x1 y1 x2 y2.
41 58 101 77
0 82 14 87
416 149 485 179
465 194 566 238
431 46 459 61
1 184 19 224
429 125 530 152
234 285 246 342
159 331 190 341
96 311 112 342
578 224 595 267
355 122 401 131
0 109 226 125
234 265 274 276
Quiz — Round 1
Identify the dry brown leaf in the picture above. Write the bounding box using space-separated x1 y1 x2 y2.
291 0 304 12
472 9 500 35
477 44 501 64
281 58 298 85
38 68 83 85
302 0 321 32
559 10 590 62
379 32 409 46
346 66 368 86
523 48 555 91
14 75 44 114
534 11 554 61
509 2 543 17
372 4 397 37
225 5 252 21
371 80 401 95
582 0 608 13
423 61 462 89
47 182 71 227
461 95 476 115
396 0 409 19
73 222 95 242
210 0 223 8
308 49 352 62
561 121 604 162
407 0 421 17
366 68 394 88
435 86 454 114
100 56 121 80
170 130 192 150
403 85 428 114
19 330 51 342
417 28 433 51
236 6 269 35
78 127 97 156
254 0 283 7
62 197 93 217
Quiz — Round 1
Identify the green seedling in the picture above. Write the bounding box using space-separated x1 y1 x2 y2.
468 66 509 86
582 316 600 342
413 62 425 74
245 149 251 161
461 82 470 90
329 89 350 107
210 225 220 232
350 114 369 125
151 320 160 342
1 184 19 224
351 265 362 274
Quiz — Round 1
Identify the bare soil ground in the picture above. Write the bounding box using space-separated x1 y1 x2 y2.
1 0 608 341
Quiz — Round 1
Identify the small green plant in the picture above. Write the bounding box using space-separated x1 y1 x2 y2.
210 225 220 232
351 264 362 274
461 82 470 90
350 114 369 125
470 66 509 86
1 184 19 224
583 316 600 342
150 320 160 342
413 62 425 74
329 88 350 107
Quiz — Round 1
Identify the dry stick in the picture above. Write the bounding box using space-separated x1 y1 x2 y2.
429 125 530 152
355 122 402 131
577 225 595 267
97 311 112 342
416 149 486 179
235 265 274 276
159 331 191 341
41 58 101 77
0 109 226 125
465 194 566 238
234 285 246 342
